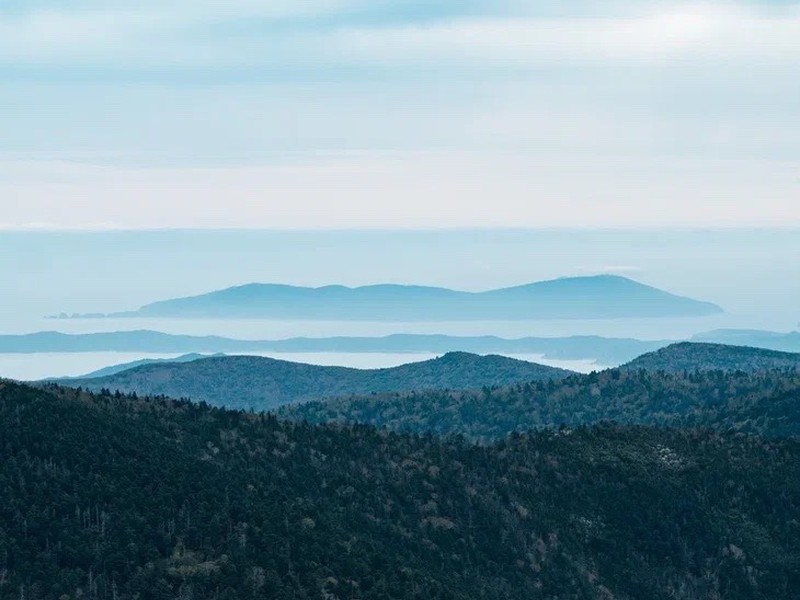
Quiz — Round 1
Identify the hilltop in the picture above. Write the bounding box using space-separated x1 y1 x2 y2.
691 329 800 353
2 380 799 599
50 352 571 410
621 342 800 372
58 275 723 321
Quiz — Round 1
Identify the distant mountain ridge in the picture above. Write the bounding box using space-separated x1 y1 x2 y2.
621 342 800 372
8 330 800 372
4 329 668 365
56 275 723 321
47 352 572 410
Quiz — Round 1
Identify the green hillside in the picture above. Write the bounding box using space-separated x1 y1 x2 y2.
2 380 799 599
281 368 800 443
51 352 571 410
621 342 800 372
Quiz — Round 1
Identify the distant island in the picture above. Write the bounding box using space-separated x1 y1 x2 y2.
52 275 723 321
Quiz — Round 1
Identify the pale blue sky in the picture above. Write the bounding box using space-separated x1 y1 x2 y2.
1 0 799 228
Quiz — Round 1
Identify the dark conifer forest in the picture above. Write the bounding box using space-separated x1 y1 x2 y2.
281 368 800 442
3 374 800 599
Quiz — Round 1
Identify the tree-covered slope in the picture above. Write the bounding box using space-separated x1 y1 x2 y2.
2 380 800 599
51 352 571 410
66 353 224 379
281 368 800 443
621 342 800 373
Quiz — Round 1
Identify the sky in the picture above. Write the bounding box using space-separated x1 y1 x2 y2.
1 0 799 229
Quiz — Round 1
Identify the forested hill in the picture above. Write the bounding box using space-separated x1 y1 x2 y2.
620 342 800 372
3 380 800 599
281 368 800 443
50 352 571 410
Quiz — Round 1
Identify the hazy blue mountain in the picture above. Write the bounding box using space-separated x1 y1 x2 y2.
3 329 668 364
621 342 800 372
60 275 723 320
48 352 572 410
691 329 800 353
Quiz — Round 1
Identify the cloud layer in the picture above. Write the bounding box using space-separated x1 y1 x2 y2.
2 153 798 229
1 0 798 228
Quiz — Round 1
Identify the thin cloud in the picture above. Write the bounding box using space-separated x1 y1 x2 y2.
1 1 798 231
2 4 799 69
2 153 798 230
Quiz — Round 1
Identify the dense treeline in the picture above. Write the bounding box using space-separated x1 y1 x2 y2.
2 380 800 599
281 368 800 443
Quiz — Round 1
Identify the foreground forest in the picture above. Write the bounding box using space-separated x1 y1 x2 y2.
3 379 800 599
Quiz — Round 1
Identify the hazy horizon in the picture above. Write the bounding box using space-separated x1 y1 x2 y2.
2 1 798 373
1 228 797 334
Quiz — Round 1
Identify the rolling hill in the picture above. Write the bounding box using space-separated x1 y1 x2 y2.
621 342 800 372
67 353 225 379
281 367 800 443
49 352 572 410
3 379 800 599
60 275 723 320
